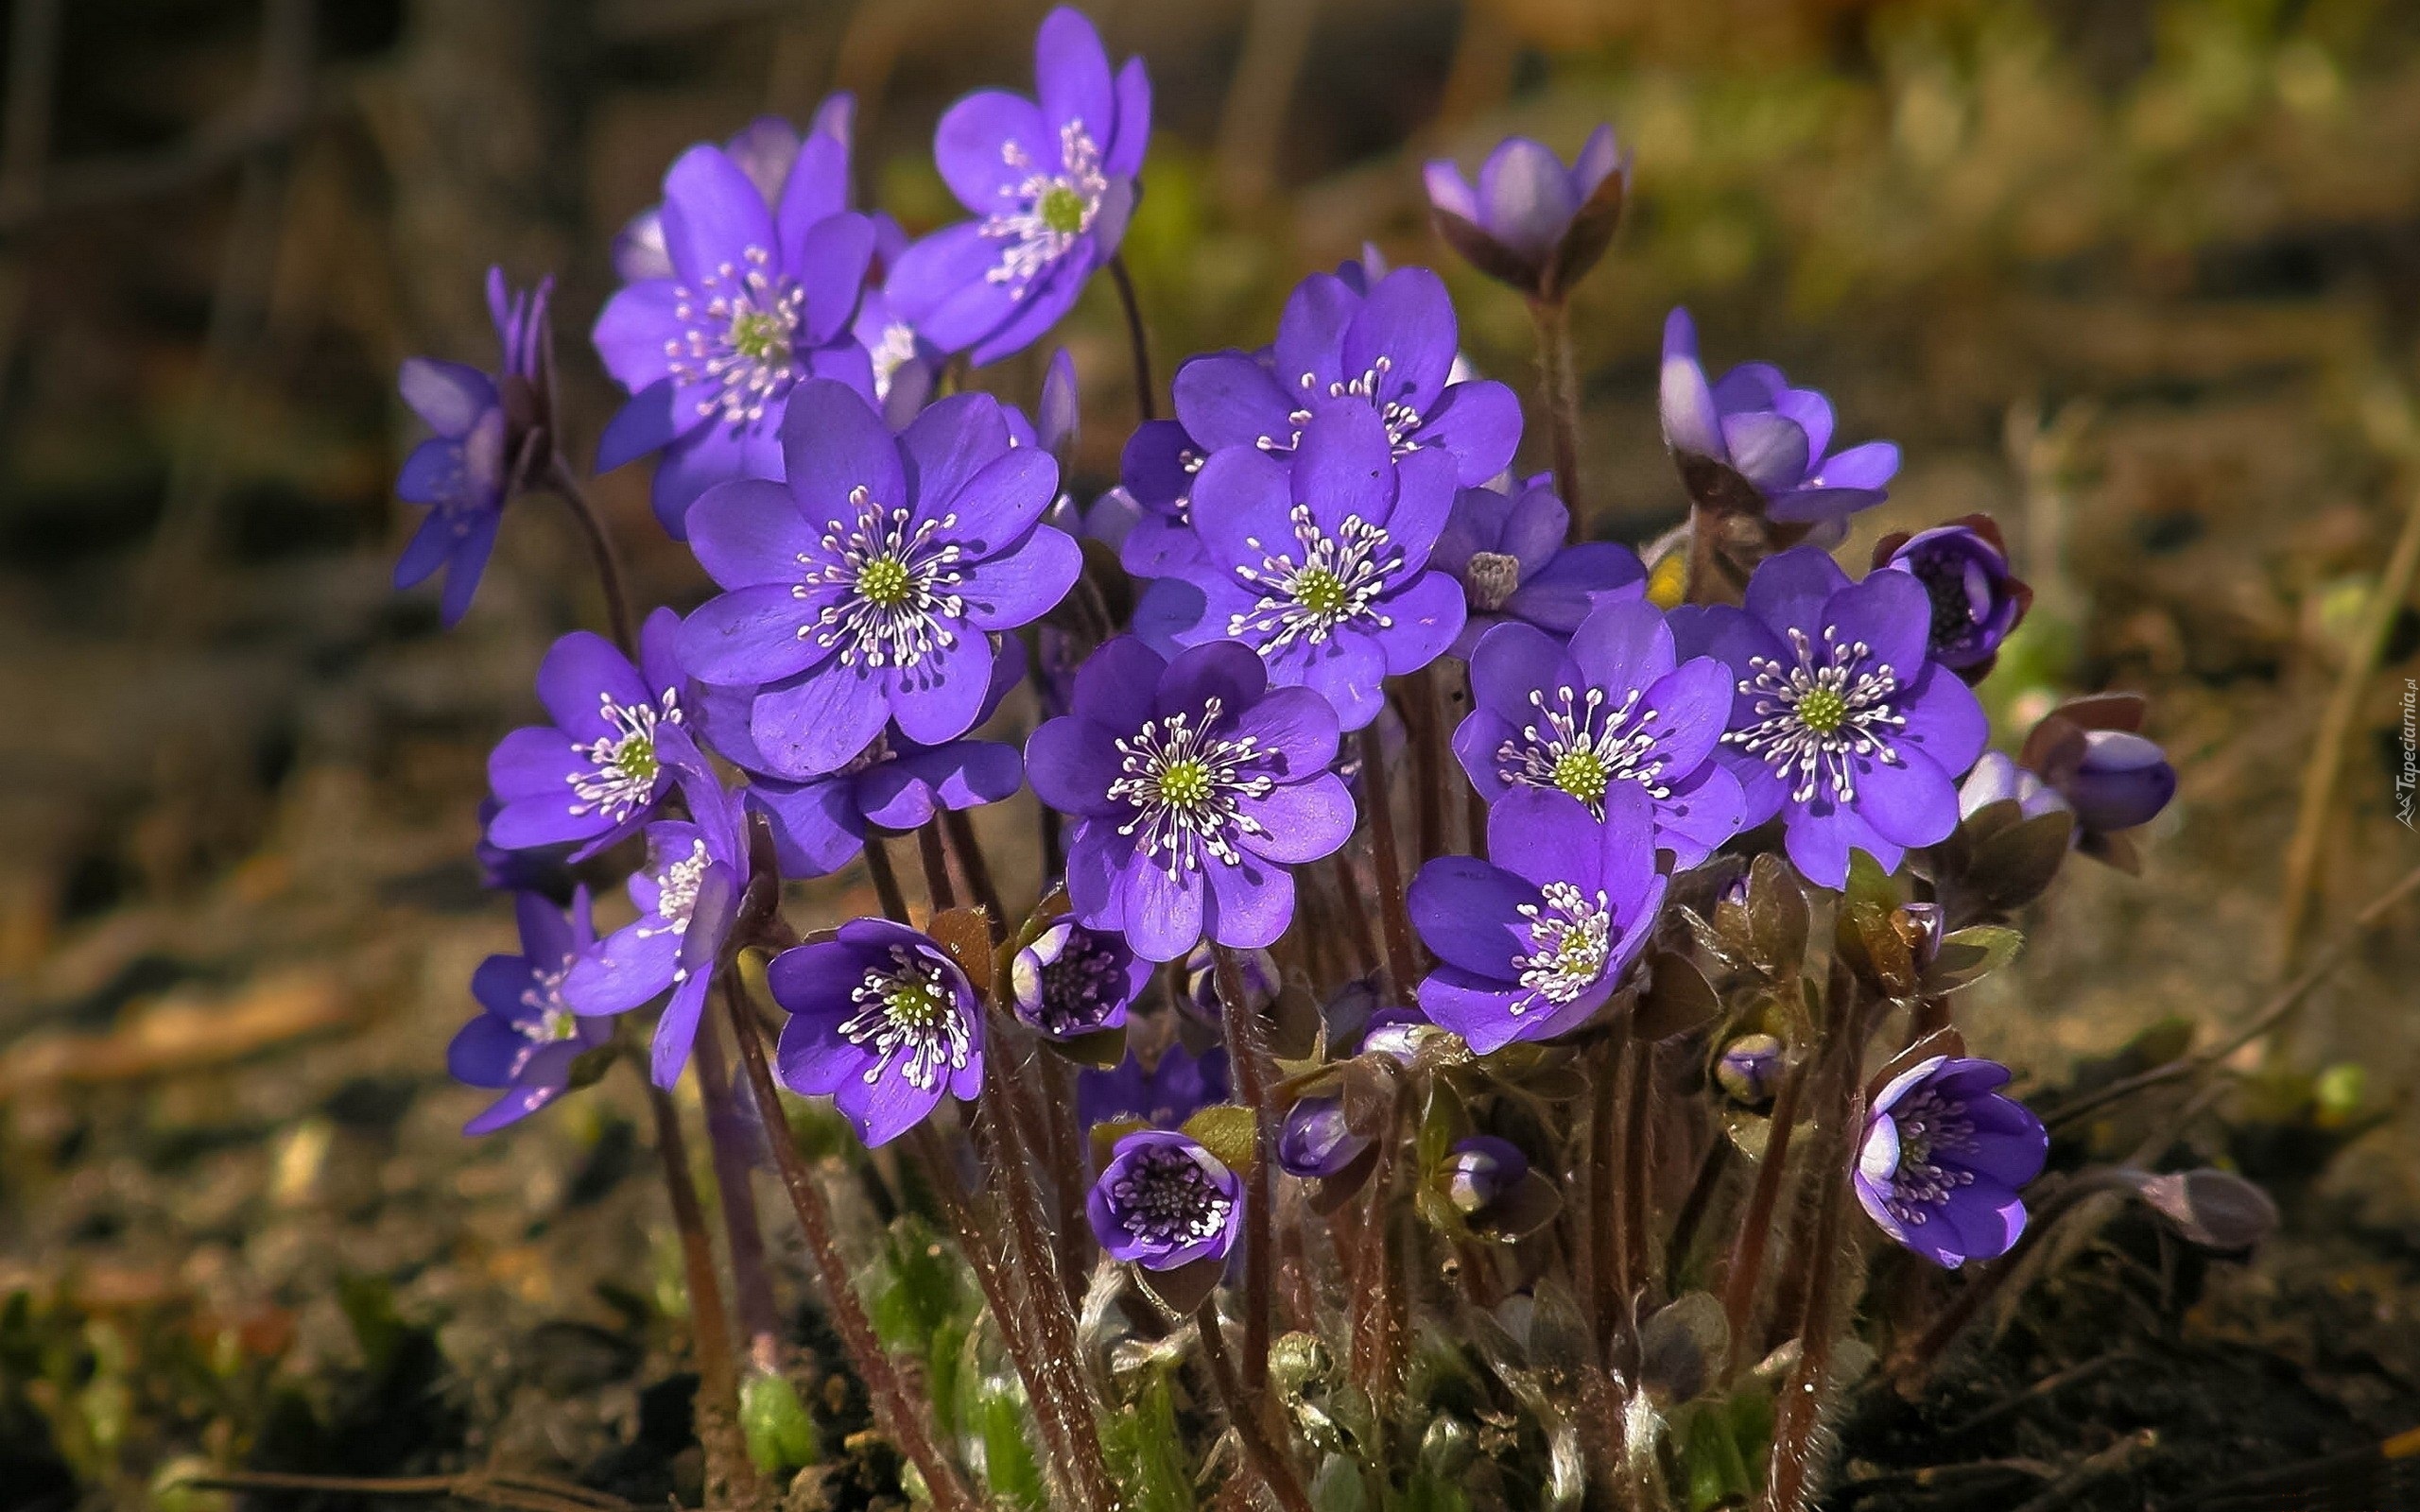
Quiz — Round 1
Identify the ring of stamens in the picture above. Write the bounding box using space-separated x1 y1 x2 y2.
1512 881 1616 1014
1255 353 1427 458
1227 505 1401 649
1724 626 1907 805
983 123 1108 296
838 944 973 1093
794 485 967 670
1497 685 1668 816
1873 1087 1979 1228
1108 1143 1234 1248
510 960 579 1072
568 690 683 824
666 246 808 431
1106 696 1276 878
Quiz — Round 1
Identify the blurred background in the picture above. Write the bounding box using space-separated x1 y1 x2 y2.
3 0 2419 1505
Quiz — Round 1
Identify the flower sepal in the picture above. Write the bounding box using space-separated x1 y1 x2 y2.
1834 849 1920 1000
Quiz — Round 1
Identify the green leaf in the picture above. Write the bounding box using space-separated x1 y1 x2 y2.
1402 1468 1471 1512
738 1369 819 1475
1922 925 2023 993
1101 1370 1195 1512
867 1216 971 1354
973 1376 1047 1509
1677 1401 1754 1511
1181 1104 1259 1174
1310 1455 1367 1512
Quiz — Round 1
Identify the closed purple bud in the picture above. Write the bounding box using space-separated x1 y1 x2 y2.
1715 1033 1784 1108
1277 1097 1369 1178
1011 918 1150 1040
1183 941 1278 1023
1357 1007 1431 1066
1876 517 2032 674
1424 126 1627 301
1087 1129 1244 1271
1440 1136 1530 1217
1958 751 2070 823
2059 730 2177 834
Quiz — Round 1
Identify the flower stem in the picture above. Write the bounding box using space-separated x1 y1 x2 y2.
717 985 979 1512
941 807 1007 935
915 821 959 912
645 1081 768 1510
1326 852 1381 981
1758 1087 1860 1512
1664 1133 1732 1287
865 834 913 924
1357 723 1421 994
1107 252 1157 422
1213 943 1279 1391
1529 299 1585 535
690 1016 783 1357
1588 1036 1623 1351
1720 1057 1805 1376
1409 665 1451 866
544 454 635 658
1196 1302 1316 1512
1619 1032 1656 1312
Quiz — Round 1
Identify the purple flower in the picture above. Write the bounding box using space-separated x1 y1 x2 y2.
1166 266 1520 490
1874 516 2032 676
769 918 986 1146
1407 786 1668 1055
486 608 693 860
691 645 1026 879
1855 1055 2046 1268
1714 1033 1784 1107
1115 416 1212 576
1671 548 1990 888
1028 638 1357 962
1957 751 2069 823
1439 1135 1530 1217
1079 1042 1229 1130
1455 600 1748 867
562 758 746 1089
395 269 553 626
1135 409 1467 730
853 284 942 429
591 123 876 538
448 889 614 1134
1424 126 1627 302
1432 476 1647 659
1011 917 1153 1040
675 381 1080 776
886 8 1150 366
612 103 857 283
1659 308 1899 525
1277 1096 1368 1178
1087 1129 1243 1271
2039 730 2176 836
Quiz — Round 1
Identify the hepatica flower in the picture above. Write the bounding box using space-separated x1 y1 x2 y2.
1673 548 1988 889
1028 637 1356 961
1432 475 1646 659
1855 1056 2046 1268
1079 1043 1229 1130
487 608 692 860
592 133 875 538
563 761 746 1089
1277 1096 1369 1179
1168 266 1519 488
612 102 857 283
448 889 613 1135
769 919 985 1146
690 646 1025 879
1659 308 1899 525
1138 408 1466 730
394 268 552 626
1455 600 1745 866
1011 916 1152 1040
1424 126 1627 303
1088 1129 1243 1271
1407 786 1668 1055
676 381 1079 776
888 8 1150 366
1874 515 2031 677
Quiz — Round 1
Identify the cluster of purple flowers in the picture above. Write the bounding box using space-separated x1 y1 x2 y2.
399 13 2199 1426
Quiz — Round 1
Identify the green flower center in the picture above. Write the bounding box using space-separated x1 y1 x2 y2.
884 978 945 1028
1795 686 1849 735
1292 567 1349 619
610 733 659 787
727 309 792 364
1039 184 1088 236
1550 749 1610 806
1157 757 1213 809
856 555 914 608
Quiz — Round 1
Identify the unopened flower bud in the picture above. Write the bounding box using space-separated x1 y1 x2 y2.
1276 1096 1369 1179
1183 942 1277 1023
2057 730 2176 834
1440 1136 1530 1217
1716 1034 1785 1107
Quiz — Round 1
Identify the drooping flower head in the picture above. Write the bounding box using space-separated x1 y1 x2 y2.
448 889 614 1134
676 381 1080 777
1659 308 1899 525
1078 1042 1229 1130
1424 126 1628 302
1011 916 1153 1040
1407 786 1668 1055
1455 600 1747 867
1854 1055 2046 1268
2017 696 2177 863
887 8 1150 366
394 268 554 626
1873 515 2032 677
769 919 987 1147
691 644 1027 879
1167 266 1520 490
1137 407 1467 730
1028 637 1356 961
1432 475 1647 659
1672 547 1989 888
487 608 693 860
562 757 747 1089
592 119 875 537
1087 1128 1243 1271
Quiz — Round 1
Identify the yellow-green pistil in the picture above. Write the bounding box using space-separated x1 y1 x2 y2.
885 976 946 1028
728 308 791 364
856 555 914 609
1794 685 1849 735
1292 566 1350 619
1156 757 1213 810
1550 749 1610 806
1039 183 1089 236
611 734 660 787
